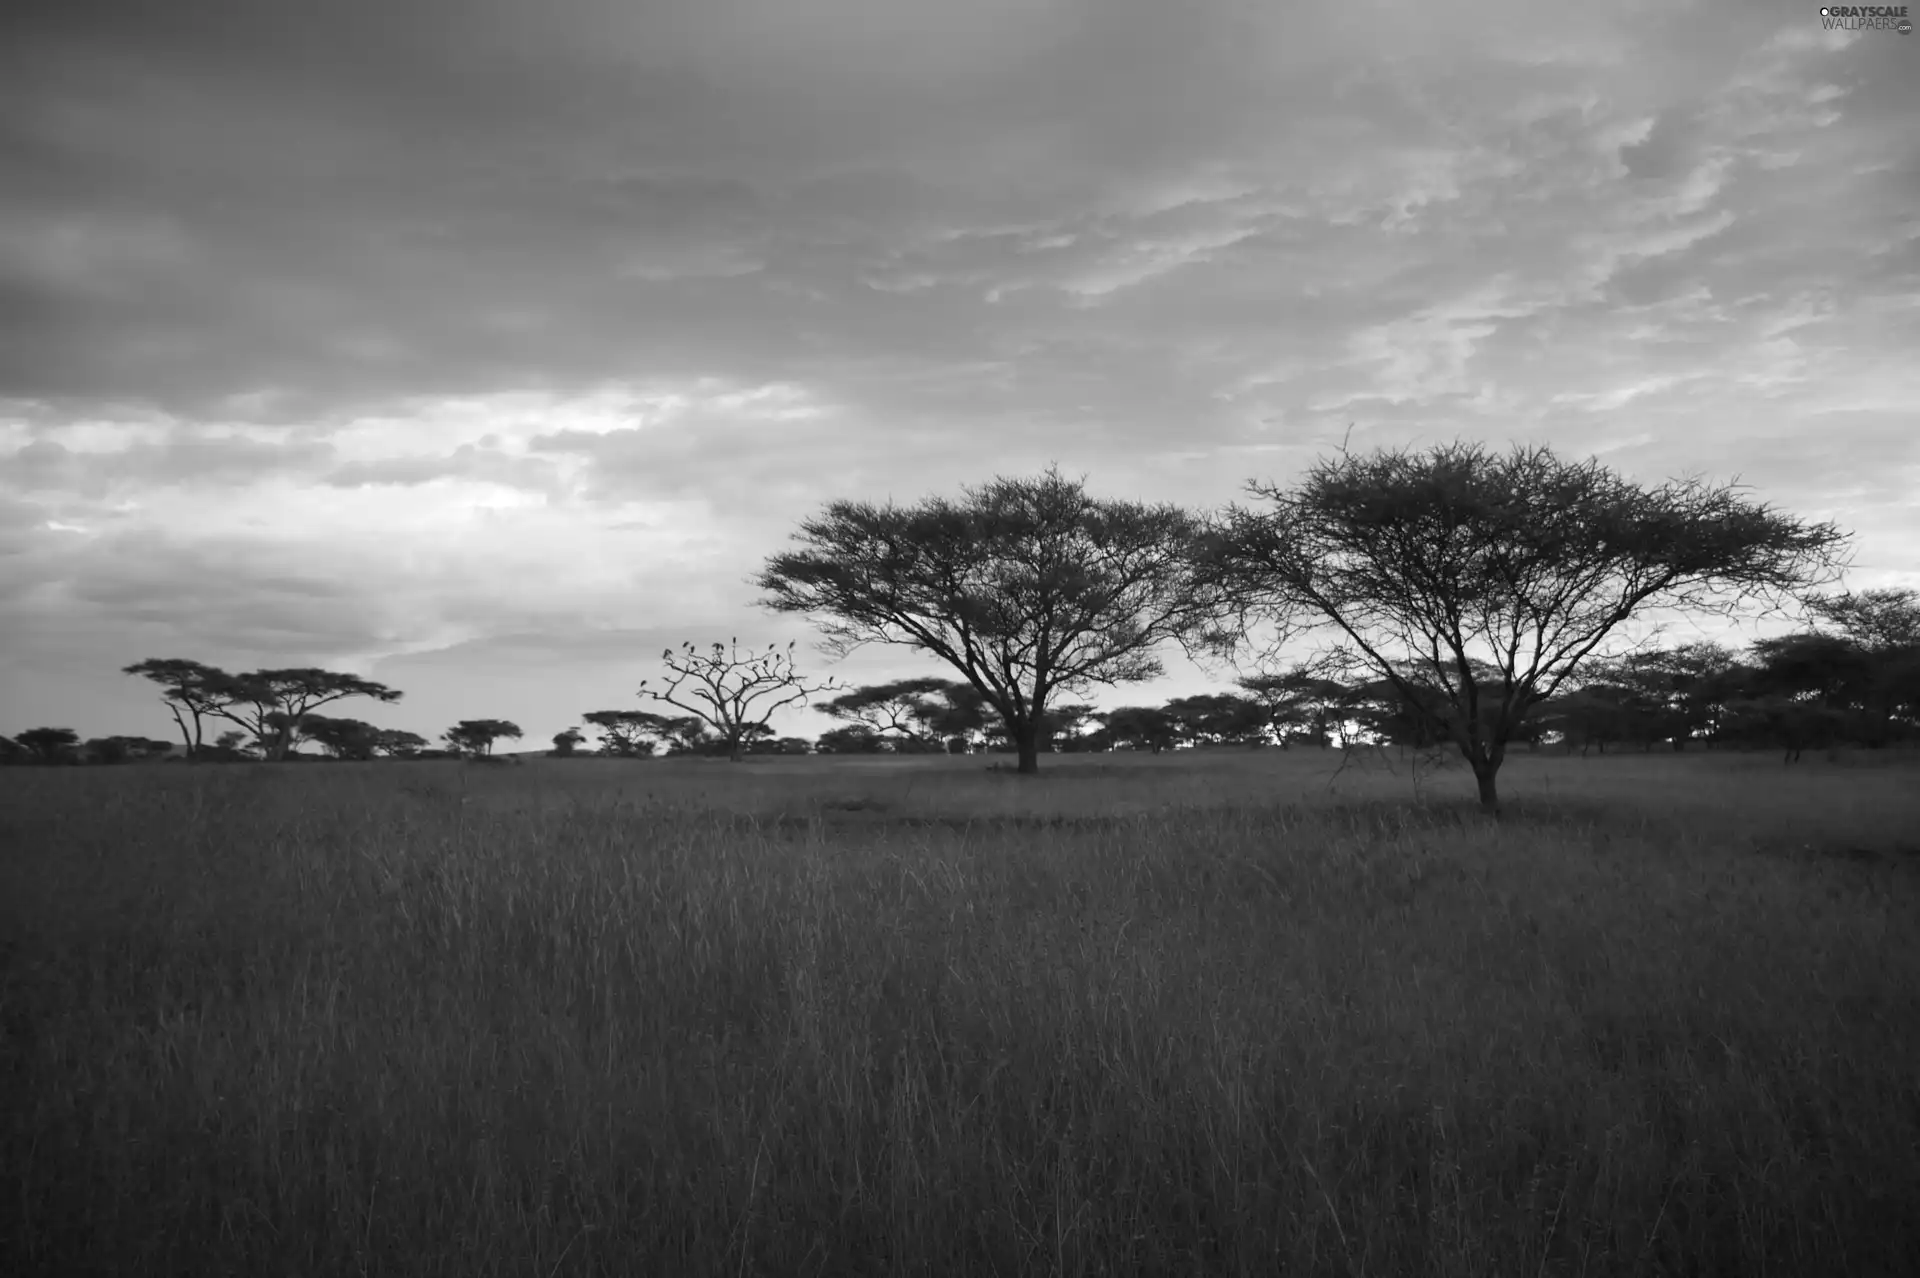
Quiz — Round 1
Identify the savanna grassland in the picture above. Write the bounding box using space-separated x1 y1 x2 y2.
2 748 1917 1277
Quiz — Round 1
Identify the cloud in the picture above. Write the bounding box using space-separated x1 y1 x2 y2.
4 430 335 497
321 443 567 496
0 0 1914 745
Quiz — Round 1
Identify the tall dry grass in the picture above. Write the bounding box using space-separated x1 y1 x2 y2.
2 749 1916 1276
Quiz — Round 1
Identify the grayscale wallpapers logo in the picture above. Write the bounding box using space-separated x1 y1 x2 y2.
1819 5 1913 31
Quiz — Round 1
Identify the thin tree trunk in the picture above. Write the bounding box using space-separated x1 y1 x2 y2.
167 703 198 762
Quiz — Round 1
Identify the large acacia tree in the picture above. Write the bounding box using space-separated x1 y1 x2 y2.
758 466 1212 774
1196 441 1848 810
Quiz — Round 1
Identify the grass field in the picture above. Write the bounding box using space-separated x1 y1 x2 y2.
3 748 1917 1276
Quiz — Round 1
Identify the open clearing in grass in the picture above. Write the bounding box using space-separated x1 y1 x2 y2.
3 750 1917 1276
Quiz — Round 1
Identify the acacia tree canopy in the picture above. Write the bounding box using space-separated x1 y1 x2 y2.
203 669 404 762
1807 587 1920 654
13 726 81 764
758 465 1212 774
1196 440 1849 810
84 735 173 764
443 719 523 757
581 709 697 756
818 678 955 745
373 728 429 758
295 714 384 760
122 658 234 761
1099 706 1177 754
1235 662 1356 747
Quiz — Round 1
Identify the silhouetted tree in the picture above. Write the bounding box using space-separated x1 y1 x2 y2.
295 714 383 761
83 735 173 765
1728 630 1881 760
1747 633 1874 710
121 658 235 761
1042 702 1102 751
816 723 887 754
914 682 990 747
636 639 839 763
726 723 782 756
1603 642 1744 749
1344 674 1442 748
202 669 404 762
1235 661 1355 748
760 466 1212 774
657 718 714 756
979 702 1100 752
1537 684 1636 755
1196 441 1849 810
1348 656 1542 750
1807 588 1920 745
443 719 522 758
13 727 81 765
1809 587 1920 652
818 678 955 748
582 709 696 757
1162 693 1265 747
206 730 259 762
1721 695 1848 763
373 728 428 758
1100 706 1178 754
549 726 587 757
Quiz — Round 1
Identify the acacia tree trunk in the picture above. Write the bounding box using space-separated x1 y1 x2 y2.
166 704 201 763
1460 735 1504 813
1015 727 1041 774
1472 763 1500 810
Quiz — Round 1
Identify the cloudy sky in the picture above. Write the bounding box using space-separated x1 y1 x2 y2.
2 0 1915 752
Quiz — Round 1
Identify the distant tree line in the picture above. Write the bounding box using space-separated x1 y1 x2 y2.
1530 593 1920 761
7 443 1889 810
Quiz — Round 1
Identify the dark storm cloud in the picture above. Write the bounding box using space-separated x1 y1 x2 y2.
10 0 1858 423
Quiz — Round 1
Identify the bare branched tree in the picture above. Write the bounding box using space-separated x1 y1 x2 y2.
637 639 840 763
